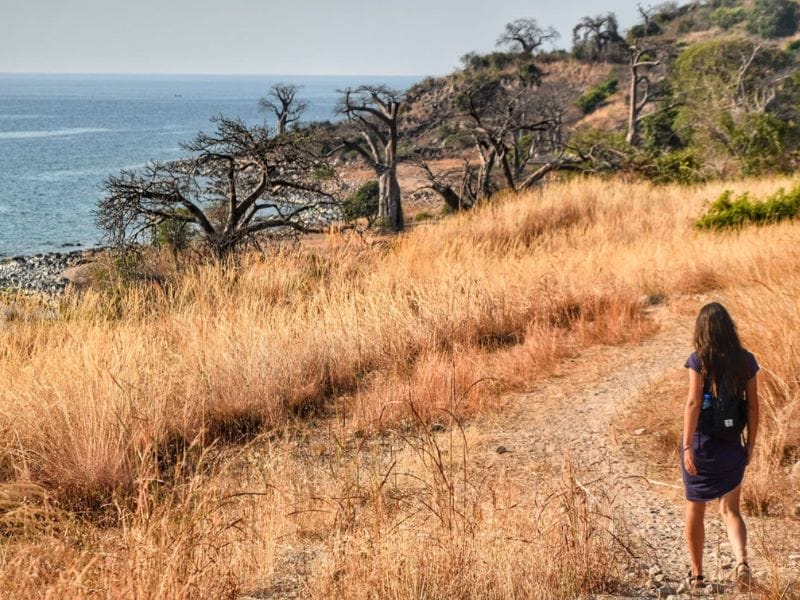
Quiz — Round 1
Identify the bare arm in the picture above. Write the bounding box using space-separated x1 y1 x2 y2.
745 374 759 463
683 369 703 476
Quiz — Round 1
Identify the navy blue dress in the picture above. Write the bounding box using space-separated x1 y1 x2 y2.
680 351 759 502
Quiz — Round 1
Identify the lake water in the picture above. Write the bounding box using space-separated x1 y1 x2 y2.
0 74 420 257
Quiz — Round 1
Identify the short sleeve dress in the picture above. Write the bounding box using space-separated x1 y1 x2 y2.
680 350 759 502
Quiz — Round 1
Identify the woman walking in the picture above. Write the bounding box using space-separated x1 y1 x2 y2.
681 302 759 591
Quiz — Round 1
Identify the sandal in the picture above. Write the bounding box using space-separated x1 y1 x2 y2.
735 562 753 590
686 570 706 590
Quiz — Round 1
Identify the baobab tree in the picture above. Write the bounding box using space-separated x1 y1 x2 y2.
259 83 308 135
496 18 560 54
97 116 339 259
333 85 404 231
572 13 625 62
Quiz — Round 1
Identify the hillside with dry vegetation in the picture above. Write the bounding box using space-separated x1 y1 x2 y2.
1 176 799 598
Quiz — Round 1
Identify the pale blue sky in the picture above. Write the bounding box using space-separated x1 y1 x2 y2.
0 0 650 75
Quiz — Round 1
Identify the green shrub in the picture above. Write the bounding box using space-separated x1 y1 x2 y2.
696 184 800 229
518 62 544 87
313 164 336 180
722 112 798 176
642 149 707 186
152 209 196 252
460 51 517 72
711 6 747 29
577 78 618 114
641 103 684 151
628 21 662 40
342 180 380 224
747 0 798 38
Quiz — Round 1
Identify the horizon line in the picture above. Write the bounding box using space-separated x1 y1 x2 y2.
0 71 435 78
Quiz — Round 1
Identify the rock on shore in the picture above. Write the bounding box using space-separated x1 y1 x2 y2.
0 249 101 295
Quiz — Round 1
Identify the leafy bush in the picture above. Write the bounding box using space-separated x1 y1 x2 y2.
747 0 798 38
313 164 336 180
641 102 684 150
569 128 706 185
518 62 544 87
153 209 196 252
711 6 747 29
569 129 632 169
642 149 707 185
696 184 800 229
721 112 799 176
628 21 662 40
577 78 618 114
460 51 516 72
342 180 380 224
673 37 800 176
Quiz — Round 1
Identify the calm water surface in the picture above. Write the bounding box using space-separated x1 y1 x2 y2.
0 74 420 256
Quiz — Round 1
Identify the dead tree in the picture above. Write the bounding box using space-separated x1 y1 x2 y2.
334 86 404 231
97 116 338 259
259 84 308 135
496 19 560 54
456 75 564 195
415 159 480 211
626 44 660 146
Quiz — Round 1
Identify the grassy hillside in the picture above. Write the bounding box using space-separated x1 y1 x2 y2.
0 177 798 597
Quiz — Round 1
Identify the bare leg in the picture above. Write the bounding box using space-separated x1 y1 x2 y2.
719 485 747 565
685 500 706 577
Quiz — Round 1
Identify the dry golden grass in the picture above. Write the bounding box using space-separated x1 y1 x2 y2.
1 176 799 598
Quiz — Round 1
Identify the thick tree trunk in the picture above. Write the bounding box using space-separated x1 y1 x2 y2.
277 113 288 135
478 150 496 200
432 183 466 211
377 170 390 220
380 168 403 231
499 151 517 191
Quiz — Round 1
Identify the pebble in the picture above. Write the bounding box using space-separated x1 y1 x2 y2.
0 249 99 295
634 428 647 436
496 445 510 454
657 584 676 597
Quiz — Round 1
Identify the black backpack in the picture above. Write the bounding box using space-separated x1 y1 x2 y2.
698 379 747 442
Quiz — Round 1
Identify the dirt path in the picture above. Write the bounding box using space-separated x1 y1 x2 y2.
473 305 794 597
245 305 798 598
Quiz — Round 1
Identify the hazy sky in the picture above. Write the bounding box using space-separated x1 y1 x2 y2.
0 0 648 75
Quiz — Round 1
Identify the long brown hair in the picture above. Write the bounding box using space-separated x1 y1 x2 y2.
693 302 748 397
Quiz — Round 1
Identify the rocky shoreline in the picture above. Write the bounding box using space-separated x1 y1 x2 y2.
0 248 102 295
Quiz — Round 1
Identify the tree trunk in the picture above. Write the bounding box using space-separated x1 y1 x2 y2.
380 168 403 231
499 151 517 191
377 170 390 220
432 183 466 211
626 72 639 146
477 148 496 200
